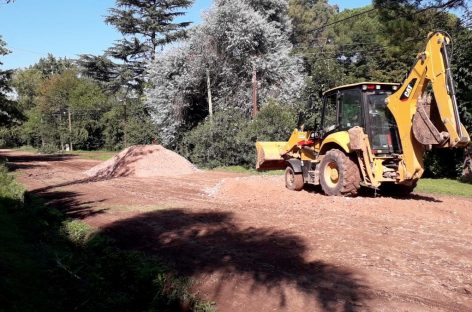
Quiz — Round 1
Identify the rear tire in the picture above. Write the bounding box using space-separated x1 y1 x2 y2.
319 149 361 197
285 166 304 191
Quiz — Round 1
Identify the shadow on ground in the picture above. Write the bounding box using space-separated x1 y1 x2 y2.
303 184 441 202
2 153 77 163
100 208 371 311
358 188 442 202
32 189 108 219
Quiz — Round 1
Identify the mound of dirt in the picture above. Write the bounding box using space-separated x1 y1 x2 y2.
85 145 199 179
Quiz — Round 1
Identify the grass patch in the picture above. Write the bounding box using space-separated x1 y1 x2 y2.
13 146 116 162
16 145 38 153
416 178 472 197
213 165 284 175
0 163 25 208
0 163 214 312
66 150 117 161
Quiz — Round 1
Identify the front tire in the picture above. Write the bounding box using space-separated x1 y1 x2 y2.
319 149 361 197
285 166 304 191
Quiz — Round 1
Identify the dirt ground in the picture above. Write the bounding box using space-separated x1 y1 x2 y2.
3 149 472 312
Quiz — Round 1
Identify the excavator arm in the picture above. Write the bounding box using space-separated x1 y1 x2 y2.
387 31 470 181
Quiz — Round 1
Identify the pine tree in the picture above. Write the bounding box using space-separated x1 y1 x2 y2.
105 0 193 62
288 0 337 48
79 0 193 147
80 0 193 94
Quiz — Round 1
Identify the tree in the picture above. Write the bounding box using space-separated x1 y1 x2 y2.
0 36 21 128
288 0 341 118
79 0 194 148
12 68 42 112
80 0 194 94
105 0 193 62
0 36 22 147
32 53 74 79
34 70 109 151
288 0 337 48
146 0 305 147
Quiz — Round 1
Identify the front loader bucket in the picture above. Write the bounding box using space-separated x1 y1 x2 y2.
256 141 287 170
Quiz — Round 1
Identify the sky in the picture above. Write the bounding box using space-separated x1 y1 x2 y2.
0 0 372 69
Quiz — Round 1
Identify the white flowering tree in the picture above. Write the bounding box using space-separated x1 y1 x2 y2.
146 0 305 146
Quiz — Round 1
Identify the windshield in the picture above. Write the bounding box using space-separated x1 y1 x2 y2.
366 92 401 153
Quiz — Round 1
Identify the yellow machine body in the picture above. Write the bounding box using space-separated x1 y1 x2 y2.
256 32 470 195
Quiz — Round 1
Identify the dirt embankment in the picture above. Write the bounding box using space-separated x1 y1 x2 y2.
3 148 472 312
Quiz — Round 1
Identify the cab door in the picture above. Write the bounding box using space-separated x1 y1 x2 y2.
338 88 364 131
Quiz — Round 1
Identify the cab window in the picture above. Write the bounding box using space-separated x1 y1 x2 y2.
322 93 337 133
339 89 362 129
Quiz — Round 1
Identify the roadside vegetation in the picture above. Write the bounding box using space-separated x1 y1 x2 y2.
416 178 472 197
0 162 213 311
64 150 116 161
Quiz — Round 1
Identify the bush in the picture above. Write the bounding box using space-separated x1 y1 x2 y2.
238 99 297 166
179 101 297 169
61 220 96 245
38 143 60 154
0 163 25 209
423 149 464 178
179 108 250 168
0 126 23 148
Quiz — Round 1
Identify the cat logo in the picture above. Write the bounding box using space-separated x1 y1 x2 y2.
400 78 417 101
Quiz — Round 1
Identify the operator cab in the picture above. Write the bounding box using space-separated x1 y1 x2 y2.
321 82 402 155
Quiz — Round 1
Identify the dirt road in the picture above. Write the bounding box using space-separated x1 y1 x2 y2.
3 149 472 312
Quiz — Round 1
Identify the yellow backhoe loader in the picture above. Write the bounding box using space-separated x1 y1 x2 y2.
256 31 470 196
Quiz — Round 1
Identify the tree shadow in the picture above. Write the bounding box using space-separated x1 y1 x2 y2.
31 189 108 219
100 209 371 311
1 153 77 163
4 162 42 172
1 152 77 172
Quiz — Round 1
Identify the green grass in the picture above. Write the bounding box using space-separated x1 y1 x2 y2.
213 165 284 175
65 150 117 161
16 145 38 153
416 178 472 197
13 146 116 161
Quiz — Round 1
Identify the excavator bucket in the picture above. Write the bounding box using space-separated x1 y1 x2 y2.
256 141 287 170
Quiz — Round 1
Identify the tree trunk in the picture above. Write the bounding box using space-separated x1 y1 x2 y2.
252 65 258 118
207 69 213 121
59 114 64 151
40 116 45 147
68 109 73 151
123 102 128 148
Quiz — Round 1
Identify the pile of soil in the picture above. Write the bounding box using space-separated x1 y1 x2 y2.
85 145 199 179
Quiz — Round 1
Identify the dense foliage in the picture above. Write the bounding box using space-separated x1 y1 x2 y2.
0 36 22 147
179 101 297 168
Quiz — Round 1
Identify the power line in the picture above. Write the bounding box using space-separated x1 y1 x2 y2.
311 7 377 33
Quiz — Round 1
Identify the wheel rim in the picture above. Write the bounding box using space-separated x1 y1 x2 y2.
324 161 339 188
